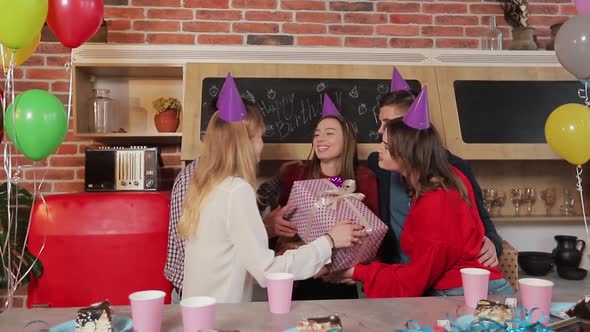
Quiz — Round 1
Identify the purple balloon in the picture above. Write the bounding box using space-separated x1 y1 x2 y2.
555 15 590 80
575 0 590 14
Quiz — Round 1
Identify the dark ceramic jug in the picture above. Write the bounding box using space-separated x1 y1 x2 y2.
552 235 586 268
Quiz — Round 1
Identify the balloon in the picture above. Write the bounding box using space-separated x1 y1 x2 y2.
555 15 590 80
1 34 40 70
46 0 104 49
575 0 590 14
545 103 590 166
0 0 48 50
4 90 67 161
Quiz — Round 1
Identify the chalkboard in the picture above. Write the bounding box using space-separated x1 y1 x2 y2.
454 81 585 144
201 77 421 143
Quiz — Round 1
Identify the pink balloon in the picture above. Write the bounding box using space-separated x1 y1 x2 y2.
575 0 590 14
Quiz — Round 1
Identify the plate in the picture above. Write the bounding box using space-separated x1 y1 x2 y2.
551 302 576 319
48 315 132 332
282 329 297 332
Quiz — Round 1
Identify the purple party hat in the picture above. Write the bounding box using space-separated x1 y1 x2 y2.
391 67 411 92
217 73 247 122
322 94 341 117
402 86 430 130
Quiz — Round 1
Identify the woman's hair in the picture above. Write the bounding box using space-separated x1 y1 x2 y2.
307 115 359 181
379 89 418 110
178 101 264 239
385 118 469 204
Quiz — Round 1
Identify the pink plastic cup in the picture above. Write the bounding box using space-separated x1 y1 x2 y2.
129 290 165 332
460 268 490 308
266 272 294 314
519 278 553 324
180 296 216 332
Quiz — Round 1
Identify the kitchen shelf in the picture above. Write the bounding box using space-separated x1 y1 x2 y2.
77 132 182 145
493 216 586 223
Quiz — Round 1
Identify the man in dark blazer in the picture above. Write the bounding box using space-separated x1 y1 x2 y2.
370 90 503 266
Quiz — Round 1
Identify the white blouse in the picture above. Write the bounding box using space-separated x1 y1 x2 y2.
183 177 332 303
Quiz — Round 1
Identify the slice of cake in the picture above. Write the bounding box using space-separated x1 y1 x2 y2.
75 300 113 332
474 300 513 325
296 314 342 332
565 295 590 320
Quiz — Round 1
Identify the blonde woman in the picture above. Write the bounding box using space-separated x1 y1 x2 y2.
179 74 366 303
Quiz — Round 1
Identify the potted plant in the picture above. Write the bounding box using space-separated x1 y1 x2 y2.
152 97 182 133
0 182 43 291
499 0 537 50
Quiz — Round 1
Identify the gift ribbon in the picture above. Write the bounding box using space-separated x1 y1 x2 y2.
302 179 369 246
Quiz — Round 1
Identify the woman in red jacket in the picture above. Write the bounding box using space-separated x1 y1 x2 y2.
271 114 379 300
326 91 513 297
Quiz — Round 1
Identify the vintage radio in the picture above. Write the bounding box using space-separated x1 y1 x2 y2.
85 146 160 191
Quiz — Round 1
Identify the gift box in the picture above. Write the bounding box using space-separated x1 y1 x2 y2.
287 178 387 272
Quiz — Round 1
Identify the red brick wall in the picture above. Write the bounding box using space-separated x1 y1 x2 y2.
0 0 576 195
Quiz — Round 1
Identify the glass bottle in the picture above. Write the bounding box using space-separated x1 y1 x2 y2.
481 16 503 51
88 89 116 133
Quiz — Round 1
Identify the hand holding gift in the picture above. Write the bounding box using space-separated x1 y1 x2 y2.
325 220 368 248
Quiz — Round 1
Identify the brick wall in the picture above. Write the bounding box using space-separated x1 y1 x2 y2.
0 0 576 195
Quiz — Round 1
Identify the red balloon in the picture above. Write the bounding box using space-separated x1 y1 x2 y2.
47 0 104 49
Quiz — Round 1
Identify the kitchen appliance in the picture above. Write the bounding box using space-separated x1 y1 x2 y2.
85 146 161 191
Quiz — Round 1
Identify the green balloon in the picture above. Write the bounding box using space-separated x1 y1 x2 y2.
4 89 67 161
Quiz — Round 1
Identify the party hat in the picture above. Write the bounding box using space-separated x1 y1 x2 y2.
402 86 430 130
391 67 411 92
217 73 247 122
322 94 341 117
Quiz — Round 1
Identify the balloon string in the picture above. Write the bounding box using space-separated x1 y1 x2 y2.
576 166 590 256
65 49 73 122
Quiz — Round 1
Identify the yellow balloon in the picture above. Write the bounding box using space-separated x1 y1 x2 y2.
0 0 48 50
545 103 590 165
2 34 40 70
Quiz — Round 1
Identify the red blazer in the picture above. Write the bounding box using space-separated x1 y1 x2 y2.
353 166 504 298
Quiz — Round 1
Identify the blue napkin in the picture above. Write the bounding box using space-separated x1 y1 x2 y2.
48 315 132 332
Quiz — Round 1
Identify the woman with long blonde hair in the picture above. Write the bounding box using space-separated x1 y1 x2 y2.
179 74 366 303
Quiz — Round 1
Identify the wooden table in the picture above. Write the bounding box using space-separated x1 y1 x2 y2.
0 295 580 332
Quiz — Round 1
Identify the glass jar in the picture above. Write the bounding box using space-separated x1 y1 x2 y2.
88 89 116 133
481 16 503 51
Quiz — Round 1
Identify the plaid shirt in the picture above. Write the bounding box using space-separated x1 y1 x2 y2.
164 159 281 291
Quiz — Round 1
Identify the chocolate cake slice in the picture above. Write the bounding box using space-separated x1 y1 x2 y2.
75 300 113 332
474 300 513 325
297 314 342 332
565 296 590 320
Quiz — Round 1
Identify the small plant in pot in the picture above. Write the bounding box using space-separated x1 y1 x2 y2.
499 0 537 50
152 97 182 133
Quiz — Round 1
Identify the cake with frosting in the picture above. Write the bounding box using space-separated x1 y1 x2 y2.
474 300 513 325
296 314 342 332
75 300 112 332
565 295 590 320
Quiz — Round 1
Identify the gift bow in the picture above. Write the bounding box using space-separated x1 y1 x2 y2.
316 179 366 210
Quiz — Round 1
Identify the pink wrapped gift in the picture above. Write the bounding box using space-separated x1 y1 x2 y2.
287 178 387 272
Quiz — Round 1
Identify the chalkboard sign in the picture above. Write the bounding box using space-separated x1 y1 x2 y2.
454 81 584 144
201 77 421 143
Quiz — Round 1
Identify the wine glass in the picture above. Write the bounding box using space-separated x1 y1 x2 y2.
511 188 524 216
482 188 496 214
560 188 576 216
493 191 506 217
525 188 536 215
540 187 556 216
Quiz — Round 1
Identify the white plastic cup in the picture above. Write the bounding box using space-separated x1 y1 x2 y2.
519 278 553 324
129 290 166 332
460 268 490 308
266 272 294 314
180 296 216 332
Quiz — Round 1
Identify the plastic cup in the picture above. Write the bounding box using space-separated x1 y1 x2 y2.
266 272 294 314
129 290 165 332
180 296 216 332
460 268 490 308
519 278 553 324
